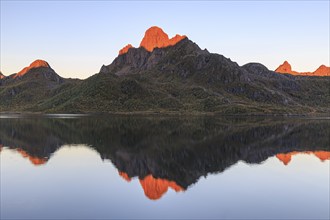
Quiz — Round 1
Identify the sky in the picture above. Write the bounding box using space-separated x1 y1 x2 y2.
1 1 329 79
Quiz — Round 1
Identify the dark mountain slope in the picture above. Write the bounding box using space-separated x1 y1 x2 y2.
34 38 329 114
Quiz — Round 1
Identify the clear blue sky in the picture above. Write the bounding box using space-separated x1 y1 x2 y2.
1 1 329 79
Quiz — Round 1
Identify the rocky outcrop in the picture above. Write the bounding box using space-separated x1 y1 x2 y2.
117 26 186 55
314 65 330 76
119 44 133 55
275 61 330 76
0 72 5 79
139 26 186 52
275 61 296 74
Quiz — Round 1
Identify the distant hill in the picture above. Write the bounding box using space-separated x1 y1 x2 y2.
0 26 329 114
0 60 79 111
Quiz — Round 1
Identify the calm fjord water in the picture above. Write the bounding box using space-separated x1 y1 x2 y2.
0 115 329 219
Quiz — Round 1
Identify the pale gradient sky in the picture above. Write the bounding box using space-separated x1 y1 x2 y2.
1 1 329 79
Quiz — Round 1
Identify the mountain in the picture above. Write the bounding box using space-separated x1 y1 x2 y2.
275 61 330 76
0 72 5 79
0 59 79 112
1 27 329 114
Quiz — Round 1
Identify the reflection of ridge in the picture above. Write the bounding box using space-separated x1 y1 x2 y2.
1 143 329 200
276 151 330 165
0 145 48 166
1 117 329 200
119 171 184 200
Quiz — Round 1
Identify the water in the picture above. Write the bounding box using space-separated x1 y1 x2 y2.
0 115 329 219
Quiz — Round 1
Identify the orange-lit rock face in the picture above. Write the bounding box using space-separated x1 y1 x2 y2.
139 175 184 200
140 26 186 52
275 61 329 76
276 151 330 165
14 59 50 78
119 44 133 55
313 65 330 76
0 73 5 79
16 149 47 166
118 26 186 55
275 61 297 75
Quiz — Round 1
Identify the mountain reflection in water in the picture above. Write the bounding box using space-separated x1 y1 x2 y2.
0 116 329 201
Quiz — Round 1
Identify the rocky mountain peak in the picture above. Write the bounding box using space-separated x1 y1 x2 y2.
140 26 186 52
118 26 186 55
15 59 50 78
275 61 292 74
0 72 5 79
314 65 330 76
119 44 133 55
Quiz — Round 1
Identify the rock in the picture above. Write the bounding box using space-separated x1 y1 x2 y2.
116 26 186 56
140 26 186 52
119 44 133 55
314 65 330 76
275 61 297 75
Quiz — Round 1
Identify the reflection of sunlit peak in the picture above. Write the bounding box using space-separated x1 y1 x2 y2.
313 151 330 161
139 175 184 200
276 153 293 165
117 172 184 200
16 149 48 166
118 171 132 182
276 151 330 165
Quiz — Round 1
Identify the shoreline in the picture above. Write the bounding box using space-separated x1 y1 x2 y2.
0 111 329 119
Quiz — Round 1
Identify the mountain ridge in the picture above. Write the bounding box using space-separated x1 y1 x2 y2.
275 61 329 76
1 26 329 114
